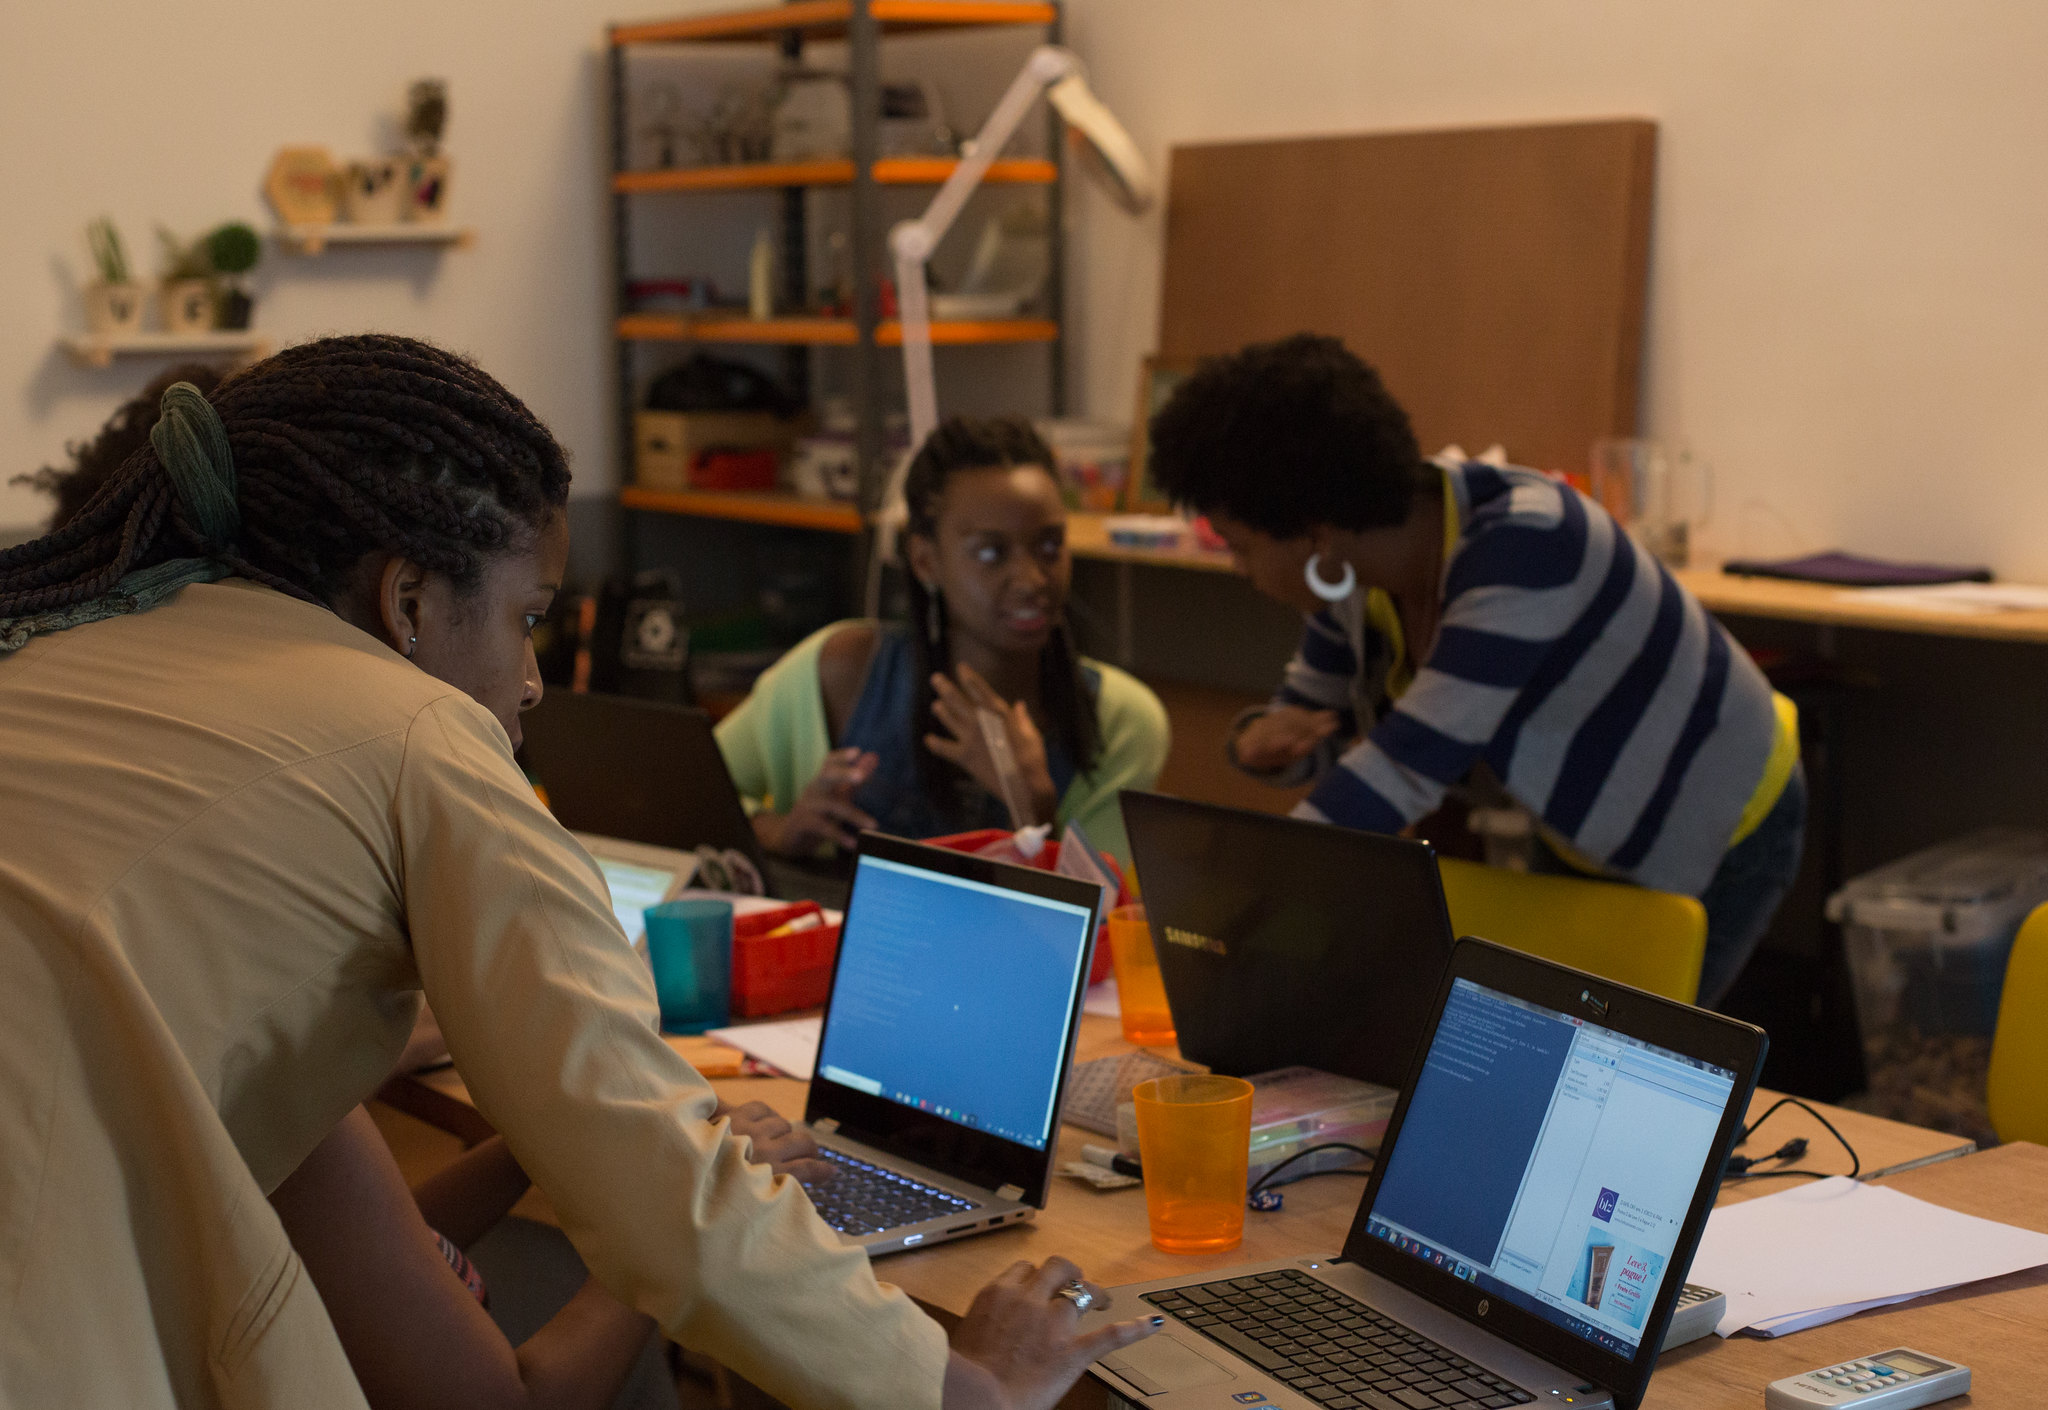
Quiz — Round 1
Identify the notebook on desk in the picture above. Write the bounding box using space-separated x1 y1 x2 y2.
797 833 1104 1256
1085 939 1766 1410
1120 791 1456 1089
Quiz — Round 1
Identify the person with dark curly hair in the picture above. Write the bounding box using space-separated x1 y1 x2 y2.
716 415 1168 868
1147 334 1803 1007
0 338 1155 1409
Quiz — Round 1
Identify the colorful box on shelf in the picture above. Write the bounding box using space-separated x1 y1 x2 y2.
731 901 842 1017
634 410 792 493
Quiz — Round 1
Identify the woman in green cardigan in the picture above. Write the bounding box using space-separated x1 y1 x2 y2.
716 417 1169 869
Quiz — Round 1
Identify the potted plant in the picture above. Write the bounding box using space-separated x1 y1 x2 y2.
341 157 406 225
156 226 215 334
83 217 144 336
403 78 451 222
205 222 262 329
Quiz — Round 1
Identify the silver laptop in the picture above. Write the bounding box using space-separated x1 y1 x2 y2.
799 833 1104 1255
1085 939 1766 1410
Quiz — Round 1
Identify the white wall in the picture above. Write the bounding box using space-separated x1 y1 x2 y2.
1063 0 2048 576
9 0 2048 579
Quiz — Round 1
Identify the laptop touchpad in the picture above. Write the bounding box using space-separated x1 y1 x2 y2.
1099 1334 1238 1394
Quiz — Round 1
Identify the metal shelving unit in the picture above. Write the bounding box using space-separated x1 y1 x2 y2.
606 0 1065 558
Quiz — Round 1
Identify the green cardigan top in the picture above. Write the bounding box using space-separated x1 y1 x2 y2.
714 620 1169 869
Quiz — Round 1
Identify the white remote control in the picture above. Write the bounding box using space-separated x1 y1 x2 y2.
1764 1348 1969 1408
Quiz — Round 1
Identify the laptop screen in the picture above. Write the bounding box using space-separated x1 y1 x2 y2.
594 856 678 945
815 852 1096 1151
1361 977 1737 1358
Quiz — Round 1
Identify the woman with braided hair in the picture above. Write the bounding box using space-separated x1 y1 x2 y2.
0 337 1153 1410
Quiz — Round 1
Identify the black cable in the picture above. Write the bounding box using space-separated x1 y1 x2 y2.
1724 1096 1860 1182
1247 1142 1377 1204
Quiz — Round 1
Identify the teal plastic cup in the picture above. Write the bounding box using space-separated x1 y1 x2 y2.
642 898 733 1034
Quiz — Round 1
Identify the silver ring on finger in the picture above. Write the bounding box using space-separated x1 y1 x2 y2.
1053 1279 1097 1314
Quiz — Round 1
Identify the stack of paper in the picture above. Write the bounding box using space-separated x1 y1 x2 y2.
1687 1177 2048 1337
707 1016 822 1081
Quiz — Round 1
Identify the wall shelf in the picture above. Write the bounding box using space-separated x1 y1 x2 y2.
616 314 1057 346
274 225 476 255
59 331 272 370
610 1 1056 45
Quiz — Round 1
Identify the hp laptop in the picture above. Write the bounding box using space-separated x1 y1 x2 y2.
518 688 848 906
1120 791 1456 1088
799 833 1105 1255
1086 939 1767 1410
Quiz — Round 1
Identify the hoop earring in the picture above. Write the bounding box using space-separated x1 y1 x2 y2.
1304 553 1356 603
405 635 418 659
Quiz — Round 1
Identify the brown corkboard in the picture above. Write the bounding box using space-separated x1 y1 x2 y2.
1157 119 1656 473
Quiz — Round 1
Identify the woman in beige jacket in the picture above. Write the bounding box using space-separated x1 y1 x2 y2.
0 335 1151 1410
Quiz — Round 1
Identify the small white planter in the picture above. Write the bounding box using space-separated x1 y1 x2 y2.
340 157 407 225
84 281 145 335
160 279 214 334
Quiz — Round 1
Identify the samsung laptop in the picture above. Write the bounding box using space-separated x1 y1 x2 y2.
1085 938 1767 1410
1120 791 1456 1088
519 688 849 906
798 833 1105 1255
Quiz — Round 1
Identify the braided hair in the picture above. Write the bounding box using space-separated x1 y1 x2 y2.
12 362 226 532
0 335 570 621
902 415 1101 817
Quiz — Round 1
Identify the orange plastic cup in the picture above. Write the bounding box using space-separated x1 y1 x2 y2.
1106 903 1177 1047
1133 1073 1254 1254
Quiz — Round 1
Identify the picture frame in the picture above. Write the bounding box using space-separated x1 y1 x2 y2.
1123 354 1196 513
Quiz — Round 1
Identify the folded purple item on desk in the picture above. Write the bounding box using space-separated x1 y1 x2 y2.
1721 551 1992 587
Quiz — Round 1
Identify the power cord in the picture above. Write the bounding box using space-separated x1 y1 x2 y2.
1247 1142 1377 1210
1723 1096 1860 1182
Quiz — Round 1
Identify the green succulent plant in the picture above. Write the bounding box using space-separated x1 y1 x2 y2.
156 226 213 282
204 222 262 277
86 217 131 285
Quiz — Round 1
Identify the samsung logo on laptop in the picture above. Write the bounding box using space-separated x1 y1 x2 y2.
1162 926 1228 956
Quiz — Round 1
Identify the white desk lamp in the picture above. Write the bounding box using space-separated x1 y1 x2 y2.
870 47 1152 611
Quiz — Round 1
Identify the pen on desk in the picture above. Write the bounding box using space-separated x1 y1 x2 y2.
1081 1143 1143 1178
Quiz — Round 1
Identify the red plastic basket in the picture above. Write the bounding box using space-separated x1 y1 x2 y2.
924 829 1128 985
730 901 842 1017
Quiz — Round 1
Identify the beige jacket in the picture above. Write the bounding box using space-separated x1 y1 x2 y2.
0 581 946 1409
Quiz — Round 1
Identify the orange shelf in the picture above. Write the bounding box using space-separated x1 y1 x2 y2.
616 314 1058 345
612 2 1056 44
614 157 1056 194
620 486 864 533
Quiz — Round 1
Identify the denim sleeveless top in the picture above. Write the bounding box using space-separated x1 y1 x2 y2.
840 624 1084 839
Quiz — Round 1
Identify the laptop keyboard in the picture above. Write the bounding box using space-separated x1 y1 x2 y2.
1143 1269 1536 1410
800 1148 979 1236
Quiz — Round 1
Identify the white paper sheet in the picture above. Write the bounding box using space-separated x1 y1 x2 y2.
1837 582 2048 614
1688 1177 2048 1337
706 1016 822 1081
1083 978 1121 1018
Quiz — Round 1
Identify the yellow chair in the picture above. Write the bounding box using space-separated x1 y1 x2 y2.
1988 903 2048 1145
1437 857 1707 1004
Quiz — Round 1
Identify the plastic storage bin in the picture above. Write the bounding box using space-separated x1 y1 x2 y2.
1829 828 2048 1050
729 901 841 1017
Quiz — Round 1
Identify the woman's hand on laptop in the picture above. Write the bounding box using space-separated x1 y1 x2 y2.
945 1256 1161 1410
713 1099 837 1184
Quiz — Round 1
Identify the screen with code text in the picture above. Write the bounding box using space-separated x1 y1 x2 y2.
1365 979 1735 1356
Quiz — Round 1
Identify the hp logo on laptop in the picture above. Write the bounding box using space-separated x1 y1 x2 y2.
1476 1299 1490 1317
1579 989 1609 1019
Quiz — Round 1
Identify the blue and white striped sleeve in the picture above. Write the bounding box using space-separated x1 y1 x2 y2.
1274 609 1359 727
1295 488 1589 832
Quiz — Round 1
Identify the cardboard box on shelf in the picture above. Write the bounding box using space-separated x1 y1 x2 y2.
634 410 792 493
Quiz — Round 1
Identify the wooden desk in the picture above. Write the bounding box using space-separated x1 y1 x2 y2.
389 1014 2010 1406
1676 567 2048 645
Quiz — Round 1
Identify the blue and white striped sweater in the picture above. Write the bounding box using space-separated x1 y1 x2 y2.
1283 462 1777 896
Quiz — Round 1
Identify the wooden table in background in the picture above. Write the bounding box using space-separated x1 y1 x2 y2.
379 1013 2048 1406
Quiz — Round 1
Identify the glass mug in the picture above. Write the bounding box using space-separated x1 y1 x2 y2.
1589 438 1711 569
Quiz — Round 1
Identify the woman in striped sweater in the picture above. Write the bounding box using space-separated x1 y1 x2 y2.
1147 335 1803 1007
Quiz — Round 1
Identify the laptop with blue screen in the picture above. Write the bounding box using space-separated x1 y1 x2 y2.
799 833 1105 1255
1085 938 1765 1410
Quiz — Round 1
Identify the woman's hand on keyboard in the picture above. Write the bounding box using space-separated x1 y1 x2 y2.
945 1256 1161 1410
712 1100 837 1185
